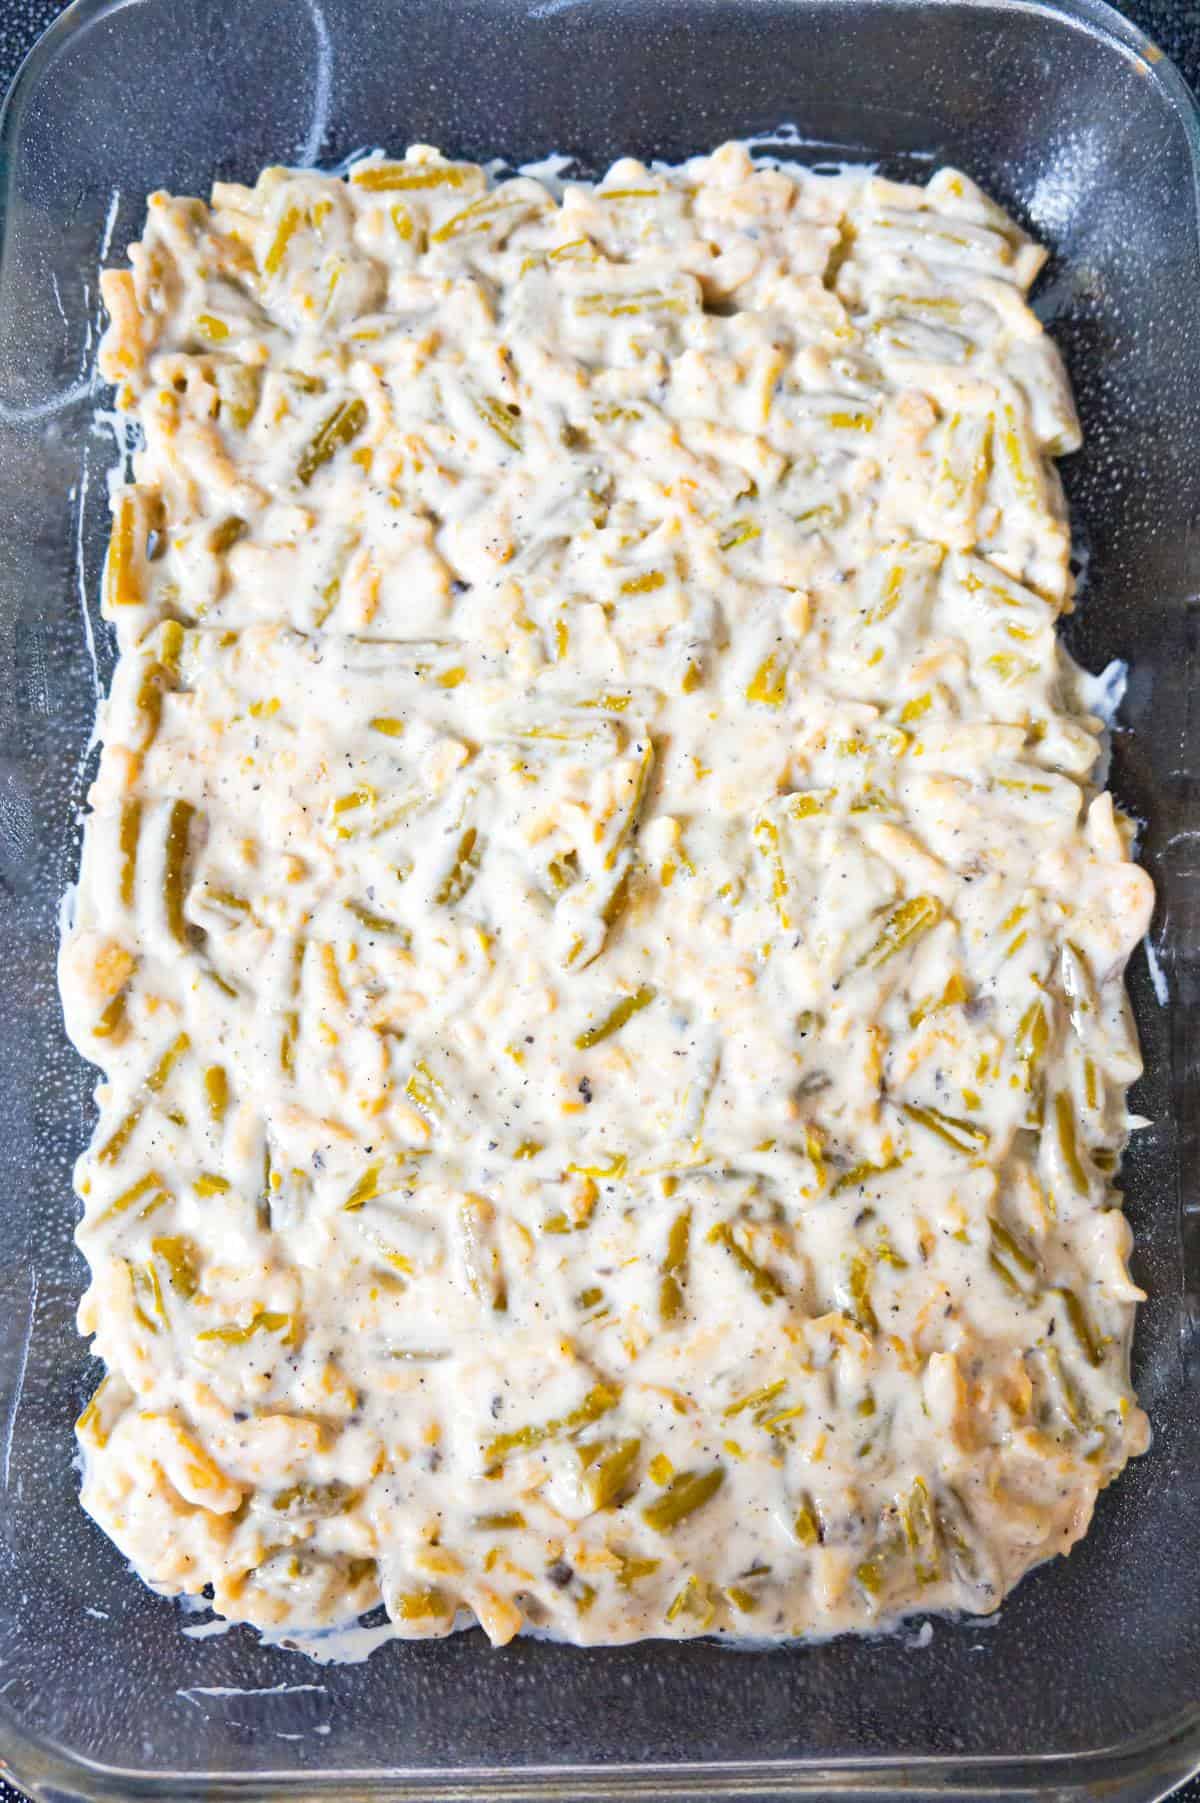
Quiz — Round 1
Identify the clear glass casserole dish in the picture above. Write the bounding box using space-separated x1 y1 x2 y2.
0 0 1197 1796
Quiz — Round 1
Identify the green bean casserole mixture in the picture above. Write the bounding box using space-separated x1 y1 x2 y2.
61 141 1153 1647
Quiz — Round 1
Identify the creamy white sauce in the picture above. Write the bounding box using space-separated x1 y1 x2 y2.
61 141 1153 1650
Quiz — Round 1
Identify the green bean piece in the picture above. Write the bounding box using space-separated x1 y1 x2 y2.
216 364 263 431
640 1467 725 1531
605 738 654 870
351 162 475 191
707 1220 784 1303
204 963 239 1000
344 1163 382 1211
92 987 129 1041
902 1477 941 1585
1054 1092 1091 1195
855 1555 886 1597
902 1101 989 1154
719 519 760 552
152 1234 199 1299
874 1228 908 1269
118 801 142 910
793 1494 821 1546
431 190 545 244
97 1032 189 1165
934 1489 989 1591
263 204 303 276
547 849 581 895
204 1064 229 1123
280 1009 298 1076
475 395 522 451
96 1169 169 1226
202 887 251 917
746 654 787 707
576 289 687 318
484 1382 621 1471
75 1380 114 1448
460 1197 508 1314
724 1380 786 1420
97 1103 144 1168
106 494 141 607
157 620 185 671
297 398 368 485
601 859 634 930
856 894 945 971
1061 940 1097 1038
394 1587 453 1620
575 983 655 1050
578 1435 642 1509
988 1216 1039 1296
665 1573 716 1626
1016 996 1049 1075
149 1033 190 1092
197 1309 300 1347
345 900 411 943
133 660 168 743
162 801 195 943
433 828 481 906
405 1059 444 1118
129 1260 164 1333
209 516 249 556
270 1480 357 1517
659 1208 691 1323
831 1156 899 1196
285 368 326 396
1056 1286 1104 1366
141 624 181 700
1037 1344 1085 1430
841 1253 878 1334
615 1553 662 1589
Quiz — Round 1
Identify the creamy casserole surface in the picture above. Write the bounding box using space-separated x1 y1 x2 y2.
63 141 1152 1646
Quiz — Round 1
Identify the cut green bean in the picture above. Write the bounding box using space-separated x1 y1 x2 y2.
989 1216 1039 1296
1054 1092 1091 1195
345 900 411 942
707 1220 784 1303
578 1436 642 1509
434 829 481 906
152 1234 199 1299
484 1382 621 1471
857 895 944 971
162 800 195 943
641 1466 725 1531
659 1208 691 1323
1056 1286 1103 1365
902 1102 989 1154
95 1169 169 1226
298 399 368 485
840 1253 878 1334
118 800 142 910
97 1033 189 1165
576 984 655 1050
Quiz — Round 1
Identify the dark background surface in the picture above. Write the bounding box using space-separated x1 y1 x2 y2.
0 0 1196 1798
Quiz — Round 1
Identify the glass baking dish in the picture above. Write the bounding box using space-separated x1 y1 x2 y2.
0 0 1197 1796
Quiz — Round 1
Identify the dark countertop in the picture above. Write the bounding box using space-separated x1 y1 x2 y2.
0 0 1196 1798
